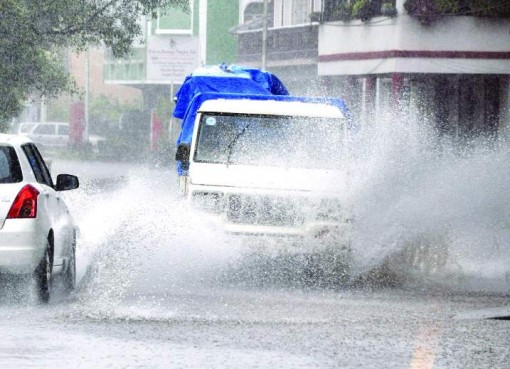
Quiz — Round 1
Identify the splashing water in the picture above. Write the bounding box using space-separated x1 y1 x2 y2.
63 165 246 315
348 112 510 292
65 110 510 311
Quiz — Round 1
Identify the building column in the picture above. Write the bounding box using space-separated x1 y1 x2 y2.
345 75 361 118
500 75 510 141
365 76 377 123
199 0 208 65
391 73 404 118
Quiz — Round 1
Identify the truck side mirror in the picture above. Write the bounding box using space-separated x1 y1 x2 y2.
175 143 191 163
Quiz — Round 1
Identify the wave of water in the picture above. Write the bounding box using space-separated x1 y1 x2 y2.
64 166 246 313
67 116 510 310
347 114 510 292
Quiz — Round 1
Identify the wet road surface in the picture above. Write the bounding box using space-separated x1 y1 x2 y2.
0 159 508 368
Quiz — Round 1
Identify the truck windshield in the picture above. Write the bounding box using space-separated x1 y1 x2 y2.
194 113 345 169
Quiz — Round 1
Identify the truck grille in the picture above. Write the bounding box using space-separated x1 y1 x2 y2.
227 195 304 227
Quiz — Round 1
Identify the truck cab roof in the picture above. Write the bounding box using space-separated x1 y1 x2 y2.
177 92 350 146
198 97 345 118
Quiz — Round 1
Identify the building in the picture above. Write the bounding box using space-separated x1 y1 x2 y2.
233 0 510 141
104 1 239 110
103 0 240 148
234 0 323 94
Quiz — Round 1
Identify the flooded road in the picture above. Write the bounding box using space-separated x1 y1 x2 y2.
1 286 509 369
0 159 509 368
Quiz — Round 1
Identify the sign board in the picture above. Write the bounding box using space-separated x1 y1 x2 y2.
147 35 200 83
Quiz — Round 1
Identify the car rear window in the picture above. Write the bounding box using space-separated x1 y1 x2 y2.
0 146 23 183
22 144 53 187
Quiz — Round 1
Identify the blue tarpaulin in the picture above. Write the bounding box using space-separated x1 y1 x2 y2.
173 64 288 119
172 64 351 175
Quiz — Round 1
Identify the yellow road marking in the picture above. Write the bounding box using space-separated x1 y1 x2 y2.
410 324 441 369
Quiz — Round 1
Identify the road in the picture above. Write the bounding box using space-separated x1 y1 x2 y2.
0 159 508 368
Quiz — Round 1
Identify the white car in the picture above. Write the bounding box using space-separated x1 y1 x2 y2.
22 122 106 152
0 134 79 303
12 122 38 135
26 122 70 148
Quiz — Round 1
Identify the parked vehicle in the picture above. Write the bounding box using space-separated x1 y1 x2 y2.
0 134 79 303
26 122 69 148
20 122 106 152
11 122 38 135
173 65 353 270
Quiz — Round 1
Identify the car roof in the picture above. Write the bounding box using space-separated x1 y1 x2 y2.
16 121 68 125
36 122 68 125
0 133 34 146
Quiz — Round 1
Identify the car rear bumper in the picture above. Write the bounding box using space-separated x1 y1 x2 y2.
0 220 46 274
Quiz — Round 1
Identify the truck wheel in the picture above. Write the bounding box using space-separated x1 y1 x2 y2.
35 245 52 304
303 251 351 287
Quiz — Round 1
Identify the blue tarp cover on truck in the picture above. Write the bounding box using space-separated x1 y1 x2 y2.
172 64 351 175
173 65 288 118
173 64 288 124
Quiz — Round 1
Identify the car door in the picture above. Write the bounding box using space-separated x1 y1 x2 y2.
56 124 70 147
29 123 56 147
22 144 72 259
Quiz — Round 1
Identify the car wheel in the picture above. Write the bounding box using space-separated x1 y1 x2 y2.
62 239 76 293
34 245 52 304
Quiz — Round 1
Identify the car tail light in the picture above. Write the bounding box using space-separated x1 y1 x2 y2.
7 185 39 219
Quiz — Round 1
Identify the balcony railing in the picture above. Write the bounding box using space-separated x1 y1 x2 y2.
236 25 318 65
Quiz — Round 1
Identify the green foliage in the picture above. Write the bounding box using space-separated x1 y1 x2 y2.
326 0 396 22
330 1 354 21
0 119 9 133
47 98 72 122
352 0 373 21
156 96 174 126
404 0 439 24
90 95 141 124
434 0 461 13
381 2 398 16
0 0 188 126
404 0 510 23
469 0 510 17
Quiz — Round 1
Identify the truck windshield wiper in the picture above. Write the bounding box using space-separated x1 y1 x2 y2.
226 122 251 166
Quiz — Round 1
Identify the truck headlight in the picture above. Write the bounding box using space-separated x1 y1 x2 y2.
191 191 224 214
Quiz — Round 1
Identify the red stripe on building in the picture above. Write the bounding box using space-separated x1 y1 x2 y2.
319 50 510 62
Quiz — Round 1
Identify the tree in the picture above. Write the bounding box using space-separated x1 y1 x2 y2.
404 0 510 24
0 0 187 127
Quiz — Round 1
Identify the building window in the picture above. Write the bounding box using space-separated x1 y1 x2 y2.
292 0 311 24
155 1 193 35
244 1 264 22
275 0 321 26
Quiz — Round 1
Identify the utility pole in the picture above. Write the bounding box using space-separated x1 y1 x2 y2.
261 0 268 70
84 48 90 145
40 96 47 123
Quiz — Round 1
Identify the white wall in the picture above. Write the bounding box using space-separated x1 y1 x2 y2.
318 14 510 76
500 77 510 141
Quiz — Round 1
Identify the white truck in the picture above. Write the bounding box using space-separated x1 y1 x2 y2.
173 66 353 273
